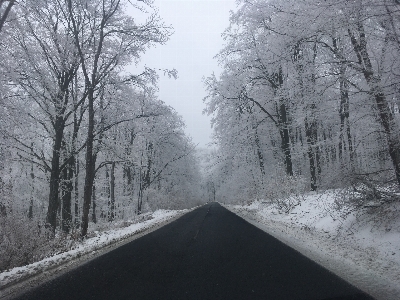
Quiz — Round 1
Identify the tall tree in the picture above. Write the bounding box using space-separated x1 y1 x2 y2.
67 0 170 236
3 0 82 233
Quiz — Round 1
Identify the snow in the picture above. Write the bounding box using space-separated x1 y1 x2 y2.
224 191 400 300
0 209 190 291
2 196 399 299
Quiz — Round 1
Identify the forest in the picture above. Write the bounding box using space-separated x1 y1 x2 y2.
204 0 400 207
1 0 400 276
0 0 203 271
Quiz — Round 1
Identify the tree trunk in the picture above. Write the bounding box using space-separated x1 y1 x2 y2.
274 68 294 176
374 90 400 184
81 91 95 237
137 185 143 215
138 152 144 215
108 162 116 222
61 154 73 233
46 116 65 234
346 117 353 160
338 63 353 162
143 141 153 189
124 165 132 195
92 183 97 223
305 116 318 191
0 0 15 33
0 202 6 217
74 159 79 227
348 23 400 185
28 145 34 219
254 129 265 178
279 102 293 176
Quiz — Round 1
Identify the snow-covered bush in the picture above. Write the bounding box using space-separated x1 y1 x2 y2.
263 174 307 213
331 168 399 211
0 213 73 272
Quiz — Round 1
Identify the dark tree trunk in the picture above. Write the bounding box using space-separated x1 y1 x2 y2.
305 116 318 191
316 147 322 176
108 162 116 222
374 90 400 184
137 152 144 215
61 155 73 233
279 102 293 176
348 23 400 185
322 130 329 165
254 128 265 178
274 68 294 176
346 118 353 157
92 183 97 224
28 148 34 219
81 91 95 237
0 202 6 217
338 63 353 162
143 142 153 190
123 129 135 199
137 184 143 215
46 116 65 234
28 200 33 219
74 159 79 227
124 165 132 198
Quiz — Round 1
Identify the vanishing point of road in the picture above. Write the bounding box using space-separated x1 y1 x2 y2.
13 203 374 300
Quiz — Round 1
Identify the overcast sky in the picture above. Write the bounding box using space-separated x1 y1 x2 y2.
134 0 237 148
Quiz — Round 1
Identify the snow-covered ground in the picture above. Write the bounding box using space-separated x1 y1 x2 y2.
2 196 399 299
224 191 400 300
0 208 190 296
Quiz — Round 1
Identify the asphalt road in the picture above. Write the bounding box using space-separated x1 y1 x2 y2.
14 203 374 300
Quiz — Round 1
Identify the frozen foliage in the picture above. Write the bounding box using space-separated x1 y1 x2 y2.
262 174 308 213
0 0 203 244
0 215 57 272
226 191 400 300
0 208 190 288
204 0 400 203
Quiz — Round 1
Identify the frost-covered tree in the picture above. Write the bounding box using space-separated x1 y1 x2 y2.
0 0 201 239
205 0 400 203
66 0 171 237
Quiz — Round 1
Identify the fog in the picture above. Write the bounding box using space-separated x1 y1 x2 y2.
133 0 237 148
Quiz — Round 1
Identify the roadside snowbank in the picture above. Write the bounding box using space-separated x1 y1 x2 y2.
225 191 400 300
0 209 189 291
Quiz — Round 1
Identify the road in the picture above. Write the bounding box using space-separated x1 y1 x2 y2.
13 203 374 300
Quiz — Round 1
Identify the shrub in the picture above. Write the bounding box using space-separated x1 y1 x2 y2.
0 214 73 272
263 174 307 213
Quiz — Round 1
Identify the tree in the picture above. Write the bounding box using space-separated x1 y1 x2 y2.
67 0 171 237
205 0 400 201
0 0 15 33
2 0 83 234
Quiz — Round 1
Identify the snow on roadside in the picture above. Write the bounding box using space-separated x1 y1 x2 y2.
0 208 189 289
224 191 400 300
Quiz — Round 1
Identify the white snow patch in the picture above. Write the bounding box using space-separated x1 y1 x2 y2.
224 191 400 300
0 209 189 290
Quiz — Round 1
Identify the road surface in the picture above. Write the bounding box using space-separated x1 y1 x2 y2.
13 203 374 299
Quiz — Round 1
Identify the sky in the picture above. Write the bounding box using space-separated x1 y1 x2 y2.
132 0 238 148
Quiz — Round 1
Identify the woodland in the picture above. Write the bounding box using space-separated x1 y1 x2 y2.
0 0 203 271
1 0 400 275
204 0 400 208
